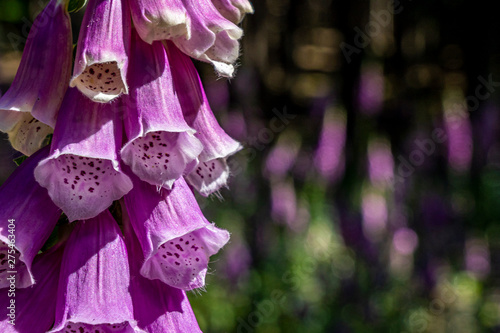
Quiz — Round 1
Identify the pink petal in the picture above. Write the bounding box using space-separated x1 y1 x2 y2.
34 88 132 222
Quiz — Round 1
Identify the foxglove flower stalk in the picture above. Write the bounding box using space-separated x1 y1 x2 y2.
35 88 133 222
130 0 243 77
123 171 230 290
123 212 203 332
211 0 254 24
50 211 142 333
70 0 130 102
167 42 242 196
121 32 202 188
0 146 61 289
0 243 65 333
0 0 72 155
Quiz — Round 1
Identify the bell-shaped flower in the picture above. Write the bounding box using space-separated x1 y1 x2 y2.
50 211 143 333
130 0 242 77
123 212 203 333
211 0 254 24
34 88 133 222
123 171 230 290
0 242 65 333
70 0 130 102
166 42 242 196
0 146 61 289
120 32 202 189
0 0 72 155
129 0 188 43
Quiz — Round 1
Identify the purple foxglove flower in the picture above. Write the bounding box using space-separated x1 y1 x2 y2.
367 139 394 188
120 32 203 189
130 0 243 77
5 113 53 156
166 42 242 196
34 88 133 222
211 0 254 24
0 0 72 155
444 107 472 172
270 179 297 226
123 172 230 290
70 0 130 102
314 107 346 183
0 243 65 333
50 211 142 333
0 146 61 289
123 214 202 332
129 0 189 43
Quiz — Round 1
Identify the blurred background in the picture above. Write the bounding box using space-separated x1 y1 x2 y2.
2 0 500 332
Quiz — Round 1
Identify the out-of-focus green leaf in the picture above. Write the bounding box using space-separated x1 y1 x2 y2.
13 155 27 166
68 0 87 13
0 0 24 22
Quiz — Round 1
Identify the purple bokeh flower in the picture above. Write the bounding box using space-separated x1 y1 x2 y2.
0 0 72 155
314 107 346 183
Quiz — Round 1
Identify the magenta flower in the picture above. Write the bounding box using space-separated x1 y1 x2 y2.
0 0 72 155
50 211 142 333
124 215 203 332
0 243 65 333
0 0 252 329
130 0 243 76
34 88 132 222
70 0 130 102
0 146 61 289
211 0 254 24
166 42 242 196
123 172 229 290
120 32 202 188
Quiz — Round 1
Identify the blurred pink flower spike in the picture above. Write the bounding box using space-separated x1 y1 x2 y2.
314 106 346 184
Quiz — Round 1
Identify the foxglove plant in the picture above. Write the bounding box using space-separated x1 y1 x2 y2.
0 0 251 330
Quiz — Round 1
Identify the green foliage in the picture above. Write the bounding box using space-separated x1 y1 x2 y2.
68 0 86 13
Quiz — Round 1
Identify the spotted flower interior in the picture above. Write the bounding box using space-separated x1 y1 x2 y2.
73 62 126 102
